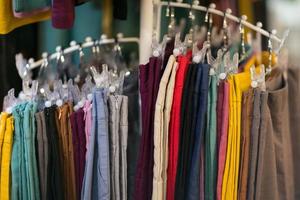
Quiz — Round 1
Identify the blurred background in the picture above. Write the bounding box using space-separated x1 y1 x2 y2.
0 0 298 103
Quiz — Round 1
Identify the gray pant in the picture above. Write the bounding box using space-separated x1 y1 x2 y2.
81 88 110 200
108 95 128 200
247 89 261 200
35 111 48 200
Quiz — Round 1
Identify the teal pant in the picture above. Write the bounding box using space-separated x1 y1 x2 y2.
11 102 40 200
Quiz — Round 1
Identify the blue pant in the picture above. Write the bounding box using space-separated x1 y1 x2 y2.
81 88 110 200
186 64 210 200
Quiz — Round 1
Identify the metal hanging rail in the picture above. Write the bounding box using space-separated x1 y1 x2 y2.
154 1 288 44
28 34 140 70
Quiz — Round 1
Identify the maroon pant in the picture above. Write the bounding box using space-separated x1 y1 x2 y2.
70 108 86 199
134 57 163 200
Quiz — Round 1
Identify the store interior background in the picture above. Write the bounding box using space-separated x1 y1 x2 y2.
0 0 299 106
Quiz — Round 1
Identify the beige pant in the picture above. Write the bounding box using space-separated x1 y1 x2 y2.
152 55 177 200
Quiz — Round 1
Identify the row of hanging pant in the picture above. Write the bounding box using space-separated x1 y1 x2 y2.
0 88 129 200
135 51 300 200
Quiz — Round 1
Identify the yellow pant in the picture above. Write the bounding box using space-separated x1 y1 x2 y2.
0 113 8 167
222 77 235 200
0 115 14 200
222 72 251 200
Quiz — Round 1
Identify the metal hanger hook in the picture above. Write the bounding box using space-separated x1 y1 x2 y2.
267 29 277 74
239 15 247 56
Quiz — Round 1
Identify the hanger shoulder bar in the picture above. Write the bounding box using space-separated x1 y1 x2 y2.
28 37 140 70
156 1 282 43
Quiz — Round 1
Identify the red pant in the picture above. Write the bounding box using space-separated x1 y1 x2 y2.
166 54 191 200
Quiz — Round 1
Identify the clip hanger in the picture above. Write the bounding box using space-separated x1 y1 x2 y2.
37 52 49 78
250 64 266 91
192 41 210 63
56 46 65 63
3 89 18 114
173 33 186 56
266 29 277 75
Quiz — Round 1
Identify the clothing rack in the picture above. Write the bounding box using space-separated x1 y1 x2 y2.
139 0 289 64
28 34 140 70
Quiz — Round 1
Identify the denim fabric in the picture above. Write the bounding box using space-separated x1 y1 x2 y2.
186 64 210 200
81 88 110 200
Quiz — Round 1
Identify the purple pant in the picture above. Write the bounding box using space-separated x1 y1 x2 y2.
134 57 163 200
70 108 86 199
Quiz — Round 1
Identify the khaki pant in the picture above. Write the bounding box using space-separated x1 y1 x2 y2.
238 88 253 200
55 103 76 200
255 70 294 200
152 55 177 200
288 67 300 199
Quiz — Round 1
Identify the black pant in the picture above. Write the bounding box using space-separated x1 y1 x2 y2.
175 64 199 200
44 106 64 200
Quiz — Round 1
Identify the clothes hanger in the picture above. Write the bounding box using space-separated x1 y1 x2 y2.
205 3 215 45
90 64 110 88
69 40 86 84
221 8 232 51
220 51 238 79
112 33 128 74
15 54 39 101
37 52 49 80
152 33 169 57
184 0 197 49
53 80 65 106
173 32 186 56
192 41 210 63
165 0 176 39
266 30 276 75
3 89 19 114
250 64 266 91
81 75 95 101
239 15 247 57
